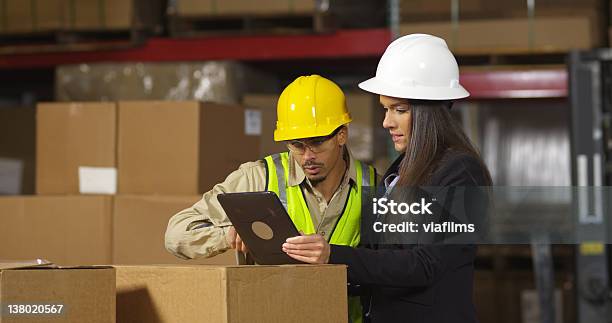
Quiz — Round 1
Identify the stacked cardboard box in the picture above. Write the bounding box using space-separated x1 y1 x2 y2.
35 100 259 196
400 0 603 53
0 107 35 195
0 263 116 322
36 102 117 195
116 264 348 323
175 0 317 17
0 0 64 34
113 195 238 265
243 94 287 157
0 0 162 35
0 100 259 266
118 101 259 194
0 196 113 265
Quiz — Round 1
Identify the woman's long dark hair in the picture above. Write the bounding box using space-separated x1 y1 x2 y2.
397 100 492 186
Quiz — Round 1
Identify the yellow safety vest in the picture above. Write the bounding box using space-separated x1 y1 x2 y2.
263 152 376 323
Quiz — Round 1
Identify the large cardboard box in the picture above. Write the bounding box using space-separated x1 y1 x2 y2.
400 0 601 22
176 0 316 17
346 93 375 162
0 0 64 34
0 263 115 323
243 94 286 157
118 101 260 195
64 0 163 31
116 265 347 323
0 196 112 265
401 0 487 22
113 195 237 265
66 0 131 31
400 16 594 54
36 102 117 195
0 108 35 195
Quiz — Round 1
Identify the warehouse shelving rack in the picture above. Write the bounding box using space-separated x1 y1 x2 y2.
0 28 568 100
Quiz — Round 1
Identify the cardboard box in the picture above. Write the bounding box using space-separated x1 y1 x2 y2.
113 195 237 265
400 16 594 54
0 108 35 195
176 0 316 17
401 0 488 22
0 263 115 323
0 0 64 34
66 0 132 30
0 196 113 266
118 101 260 195
400 0 601 22
346 93 375 162
243 94 286 157
116 265 347 323
36 102 117 195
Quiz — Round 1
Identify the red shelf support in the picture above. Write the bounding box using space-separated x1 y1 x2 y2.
0 29 391 69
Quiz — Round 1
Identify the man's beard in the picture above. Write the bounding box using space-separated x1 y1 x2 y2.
308 174 327 186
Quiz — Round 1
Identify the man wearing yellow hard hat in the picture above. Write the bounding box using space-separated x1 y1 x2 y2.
165 74 377 323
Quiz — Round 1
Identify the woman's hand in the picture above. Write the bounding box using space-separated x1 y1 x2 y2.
282 234 330 264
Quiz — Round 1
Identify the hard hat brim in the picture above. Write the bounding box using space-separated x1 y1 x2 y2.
274 121 349 142
358 76 470 101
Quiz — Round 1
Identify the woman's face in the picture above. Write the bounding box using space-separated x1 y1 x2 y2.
380 95 412 153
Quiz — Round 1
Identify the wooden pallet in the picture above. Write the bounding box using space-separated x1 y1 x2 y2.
168 11 333 37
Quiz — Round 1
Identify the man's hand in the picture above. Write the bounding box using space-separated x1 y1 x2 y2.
227 226 249 254
282 234 330 264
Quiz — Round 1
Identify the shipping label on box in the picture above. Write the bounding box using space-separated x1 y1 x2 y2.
78 166 118 194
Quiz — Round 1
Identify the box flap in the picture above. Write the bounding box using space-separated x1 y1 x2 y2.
0 259 55 270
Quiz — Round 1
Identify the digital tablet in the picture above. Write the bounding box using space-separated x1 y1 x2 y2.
217 191 304 265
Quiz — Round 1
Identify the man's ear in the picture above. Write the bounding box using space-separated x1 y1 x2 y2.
337 126 348 146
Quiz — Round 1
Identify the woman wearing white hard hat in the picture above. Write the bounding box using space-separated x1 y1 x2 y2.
283 34 492 323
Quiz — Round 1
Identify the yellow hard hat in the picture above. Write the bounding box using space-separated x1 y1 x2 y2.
274 75 352 141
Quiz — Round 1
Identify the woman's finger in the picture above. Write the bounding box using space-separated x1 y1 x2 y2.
284 249 320 258
282 242 322 251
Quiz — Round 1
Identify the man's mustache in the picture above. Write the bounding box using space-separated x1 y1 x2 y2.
303 161 323 167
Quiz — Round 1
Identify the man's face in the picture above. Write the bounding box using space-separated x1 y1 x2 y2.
288 128 347 184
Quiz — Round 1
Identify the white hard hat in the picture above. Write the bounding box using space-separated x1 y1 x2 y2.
359 34 469 100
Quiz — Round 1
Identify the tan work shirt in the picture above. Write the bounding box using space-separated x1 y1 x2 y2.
165 150 372 260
